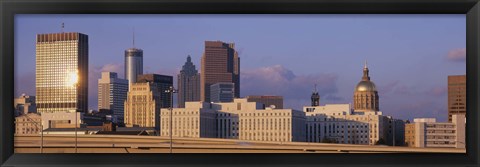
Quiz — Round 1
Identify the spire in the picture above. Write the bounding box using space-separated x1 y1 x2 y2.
362 60 370 81
311 83 320 106
187 55 191 62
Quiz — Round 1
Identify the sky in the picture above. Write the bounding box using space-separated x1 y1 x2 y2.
14 14 466 122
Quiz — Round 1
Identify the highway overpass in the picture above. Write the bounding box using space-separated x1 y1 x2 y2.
14 134 466 153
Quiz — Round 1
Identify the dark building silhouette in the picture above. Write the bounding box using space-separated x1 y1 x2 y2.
137 74 173 108
311 84 320 107
246 95 284 109
177 55 201 108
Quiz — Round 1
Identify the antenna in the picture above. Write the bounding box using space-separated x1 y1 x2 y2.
61 22 65 32
314 84 317 93
133 27 135 48
364 60 368 69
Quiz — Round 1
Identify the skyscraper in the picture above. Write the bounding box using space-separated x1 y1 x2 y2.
36 32 88 114
124 82 161 130
137 74 173 108
98 72 128 123
353 61 379 112
448 75 466 122
177 55 201 108
125 48 143 86
200 41 240 102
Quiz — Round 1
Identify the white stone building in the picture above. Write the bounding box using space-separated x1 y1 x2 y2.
303 104 391 145
405 114 465 148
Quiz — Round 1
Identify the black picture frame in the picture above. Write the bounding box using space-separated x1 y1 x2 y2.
1 0 479 166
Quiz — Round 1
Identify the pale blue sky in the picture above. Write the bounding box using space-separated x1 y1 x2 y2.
15 14 466 122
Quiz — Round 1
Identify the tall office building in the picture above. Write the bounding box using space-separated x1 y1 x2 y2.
246 95 284 109
210 82 235 103
177 55 201 108
448 75 466 122
98 72 128 123
124 82 161 130
200 41 240 102
36 32 88 114
353 61 379 112
125 48 143 86
137 74 173 108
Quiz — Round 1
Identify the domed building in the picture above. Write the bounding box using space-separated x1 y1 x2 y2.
353 61 379 112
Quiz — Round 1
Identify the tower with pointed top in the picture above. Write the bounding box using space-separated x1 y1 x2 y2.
125 29 143 87
353 61 379 112
178 55 201 108
311 84 320 106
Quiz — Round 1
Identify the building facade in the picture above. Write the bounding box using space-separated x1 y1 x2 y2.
246 95 284 109
353 61 379 112
159 99 306 142
160 102 217 138
200 41 240 102
404 114 465 148
36 32 88 114
41 111 82 130
14 94 37 116
210 82 235 103
303 104 392 145
15 113 42 135
124 82 161 130
98 72 128 124
177 55 201 108
448 75 466 122
214 99 306 142
137 74 173 108
125 48 143 86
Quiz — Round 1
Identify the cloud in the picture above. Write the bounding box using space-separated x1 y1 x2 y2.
447 48 466 62
241 65 343 110
425 86 448 96
378 80 412 97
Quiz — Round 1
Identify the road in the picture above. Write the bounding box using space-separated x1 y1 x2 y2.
14 134 466 153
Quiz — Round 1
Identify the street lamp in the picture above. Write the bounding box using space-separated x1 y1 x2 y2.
165 86 177 154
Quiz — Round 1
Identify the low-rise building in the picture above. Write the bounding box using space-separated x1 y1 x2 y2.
404 114 465 148
160 99 306 142
303 104 392 145
15 113 42 135
41 111 82 130
160 102 217 138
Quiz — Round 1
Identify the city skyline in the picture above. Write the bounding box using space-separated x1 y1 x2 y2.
15 14 466 122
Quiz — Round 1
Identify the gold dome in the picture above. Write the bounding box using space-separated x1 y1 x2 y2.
355 80 377 92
